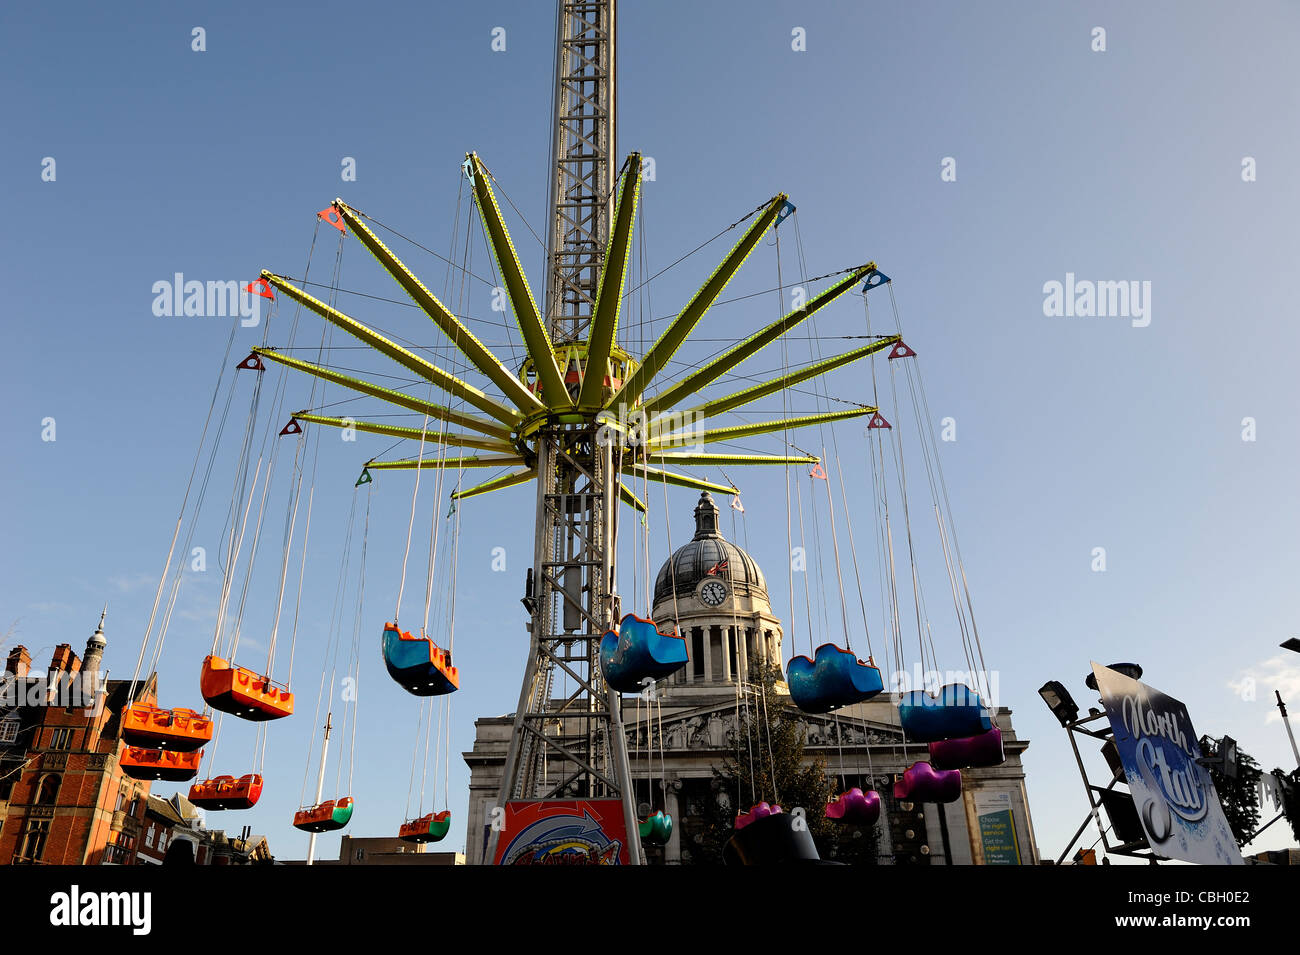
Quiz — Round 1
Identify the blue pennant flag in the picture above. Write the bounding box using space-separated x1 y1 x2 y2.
862 269 891 292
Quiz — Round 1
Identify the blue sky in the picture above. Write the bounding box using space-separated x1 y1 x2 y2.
3 0 1298 864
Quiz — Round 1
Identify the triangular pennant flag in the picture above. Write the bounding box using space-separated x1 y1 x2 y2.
861 269 891 292
730 494 745 513
279 418 303 436
774 199 796 228
236 353 266 371
355 468 372 487
245 278 274 300
809 463 828 480
866 412 892 430
887 341 917 361
318 206 346 233
447 500 458 517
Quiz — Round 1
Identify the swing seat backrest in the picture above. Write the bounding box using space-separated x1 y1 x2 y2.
381 623 460 697
825 787 881 826
786 643 884 714
893 761 962 803
897 683 990 742
119 747 203 782
734 801 782 831
639 810 674 846
121 703 213 752
598 613 688 694
928 725 1005 770
201 655 295 721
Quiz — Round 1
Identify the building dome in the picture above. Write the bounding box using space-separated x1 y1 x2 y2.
652 492 767 608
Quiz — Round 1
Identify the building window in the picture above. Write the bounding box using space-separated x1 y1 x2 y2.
103 834 134 865
15 819 50 863
0 718 18 743
49 728 72 751
35 774 60 805
146 825 155 848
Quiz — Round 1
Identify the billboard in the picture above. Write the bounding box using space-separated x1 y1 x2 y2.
1091 662 1242 865
492 799 631 865
973 790 1022 865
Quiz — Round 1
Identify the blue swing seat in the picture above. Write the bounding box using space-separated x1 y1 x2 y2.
382 623 459 697
786 644 884 713
897 683 990 742
599 614 688 694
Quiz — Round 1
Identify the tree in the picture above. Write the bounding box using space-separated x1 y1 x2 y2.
690 654 879 864
1265 766 1300 844
1205 742 1261 847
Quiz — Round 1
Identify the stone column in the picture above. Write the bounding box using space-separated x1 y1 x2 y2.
721 626 732 682
703 627 713 682
664 783 681 864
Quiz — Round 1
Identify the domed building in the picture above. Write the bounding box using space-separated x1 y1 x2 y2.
648 492 784 693
463 493 1040 865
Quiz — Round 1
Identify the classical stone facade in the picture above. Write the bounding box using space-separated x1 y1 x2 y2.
464 493 1039 865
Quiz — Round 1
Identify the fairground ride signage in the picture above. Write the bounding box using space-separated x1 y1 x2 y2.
492 799 629 865
1091 663 1242 865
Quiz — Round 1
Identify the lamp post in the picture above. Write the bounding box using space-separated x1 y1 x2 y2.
1279 641 1300 769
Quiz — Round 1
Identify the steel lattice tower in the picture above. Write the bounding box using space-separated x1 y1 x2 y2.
487 0 643 865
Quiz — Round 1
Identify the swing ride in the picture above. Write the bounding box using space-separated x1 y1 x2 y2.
119 0 1006 865
599 613 688 693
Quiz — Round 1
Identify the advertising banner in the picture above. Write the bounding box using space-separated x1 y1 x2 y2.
973 790 1021 865
1091 662 1242 864
492 799 630 865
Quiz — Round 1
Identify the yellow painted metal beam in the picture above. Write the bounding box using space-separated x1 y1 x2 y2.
366 454 526 470
647 407 873 451
261 271 520 426
640 263 877 417
452 468 537 501
579 153 641 410
644 452 818 467
252 348 511 440
621 463 734 495
617 482 647 513
330 200 545 416
292 413 515 452
659 336 900 431
607 194 788 414
467 153 570 409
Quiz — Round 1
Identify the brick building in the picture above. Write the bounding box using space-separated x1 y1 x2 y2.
0 612 158 864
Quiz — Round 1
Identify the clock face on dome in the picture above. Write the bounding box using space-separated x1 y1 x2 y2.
699 579 729 607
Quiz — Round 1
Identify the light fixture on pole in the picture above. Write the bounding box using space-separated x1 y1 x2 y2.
1039 680 1079 727
1276 640 1300 768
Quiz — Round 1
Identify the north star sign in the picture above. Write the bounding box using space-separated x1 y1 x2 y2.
1091 663 1242 865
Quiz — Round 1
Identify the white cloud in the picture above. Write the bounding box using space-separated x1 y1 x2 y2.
1229 654 1300 724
